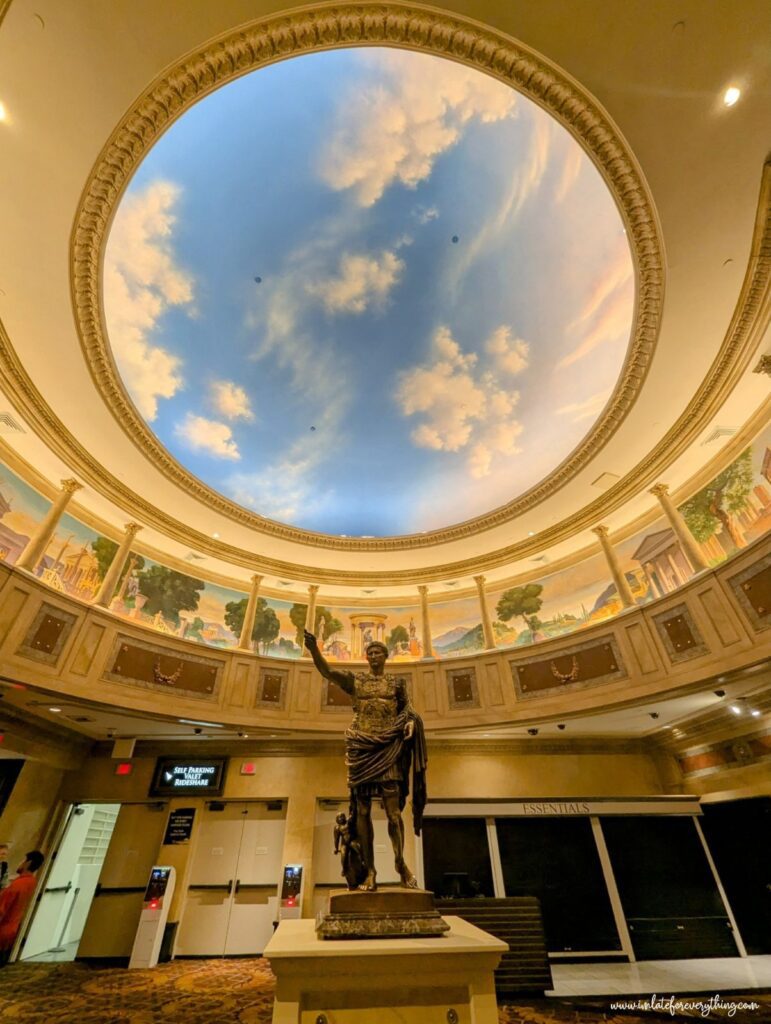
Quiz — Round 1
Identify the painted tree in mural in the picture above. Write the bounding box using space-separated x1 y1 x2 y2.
288 603 343 646
186 616 206 641
496 583 544 639
137 566 204 626
224 597 281 652
679 448 753 551
386 624 409 653
91 537 145 581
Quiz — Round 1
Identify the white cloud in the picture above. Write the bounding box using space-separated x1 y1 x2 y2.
175 413 240 461
554 143 584 204
396 325 525 477
556 390 611 423
413 204 439 225
320 50 515 206
225 442 334 523
209 380 254 422
306 250 404 314
485 326 529 375
449 112 552 283
103 180 193 420
558 237 634 369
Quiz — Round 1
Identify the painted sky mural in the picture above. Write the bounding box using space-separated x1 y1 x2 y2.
103 47 634 537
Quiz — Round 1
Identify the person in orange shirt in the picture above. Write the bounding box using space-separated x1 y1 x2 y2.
0 850 44 966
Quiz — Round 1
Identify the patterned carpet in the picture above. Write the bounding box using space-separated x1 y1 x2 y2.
0 958 768 1023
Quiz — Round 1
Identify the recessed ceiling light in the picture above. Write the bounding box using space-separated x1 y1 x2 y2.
49 706 62 712
751 709 761 718
0 101 7 123
212 532 220 539
528 531 534 537
730 704 742 715
723 86 741 107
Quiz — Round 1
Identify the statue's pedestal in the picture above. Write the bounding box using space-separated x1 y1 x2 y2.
264 916 507 1024
316 886 450 939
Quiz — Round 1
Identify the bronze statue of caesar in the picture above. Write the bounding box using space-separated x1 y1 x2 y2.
304 630 427 891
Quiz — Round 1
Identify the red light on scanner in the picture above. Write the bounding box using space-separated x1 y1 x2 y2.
115 762 133 776
149 899 159 909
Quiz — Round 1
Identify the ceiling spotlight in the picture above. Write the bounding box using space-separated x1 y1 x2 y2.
649 712 660 720
212 532 220 539
714 689 726 698
0 101 7 123
729 704 742 715
49 706 62 713
750 709 761 718
723 86 741 107
527 727 539 736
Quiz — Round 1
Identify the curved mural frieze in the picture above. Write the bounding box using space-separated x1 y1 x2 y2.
0 420 769 660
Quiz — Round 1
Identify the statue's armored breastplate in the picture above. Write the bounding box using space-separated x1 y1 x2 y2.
351 674 399 733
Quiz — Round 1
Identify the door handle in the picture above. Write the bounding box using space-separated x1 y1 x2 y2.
188 880 233 894
43 882 72 895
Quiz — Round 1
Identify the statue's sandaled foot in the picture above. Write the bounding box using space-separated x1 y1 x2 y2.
357 873 377 891
397 861 419 888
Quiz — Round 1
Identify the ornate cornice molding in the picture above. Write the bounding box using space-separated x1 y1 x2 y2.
70 1 664 551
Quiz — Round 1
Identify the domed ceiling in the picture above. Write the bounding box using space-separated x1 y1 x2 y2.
103 47 634 538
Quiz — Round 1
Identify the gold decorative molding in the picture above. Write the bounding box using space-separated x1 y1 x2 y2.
70 1 663 550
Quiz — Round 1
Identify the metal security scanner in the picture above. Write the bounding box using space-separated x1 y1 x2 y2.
278 864 304 920
128 866 176 969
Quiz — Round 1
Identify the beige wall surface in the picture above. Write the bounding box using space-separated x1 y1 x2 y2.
0 760 65 865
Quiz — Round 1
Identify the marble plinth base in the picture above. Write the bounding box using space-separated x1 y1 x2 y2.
316 887 450 939
264 916 507 1024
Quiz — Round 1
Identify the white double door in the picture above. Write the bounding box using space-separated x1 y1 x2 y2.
176 802 285 957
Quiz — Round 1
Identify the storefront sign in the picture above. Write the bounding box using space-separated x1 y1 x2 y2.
163 807 196 845
424 797 702 817
150 758 227 797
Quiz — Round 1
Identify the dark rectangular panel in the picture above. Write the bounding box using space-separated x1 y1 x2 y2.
104 636 223 699
511 636 625 698
601 816 738 959
16 603 78 665
495 817 620 952
422 817 494 898
700 798 771 954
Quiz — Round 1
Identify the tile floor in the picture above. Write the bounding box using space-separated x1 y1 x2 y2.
548 955 771 995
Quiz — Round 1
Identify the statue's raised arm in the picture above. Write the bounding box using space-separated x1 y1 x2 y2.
303 629 355 692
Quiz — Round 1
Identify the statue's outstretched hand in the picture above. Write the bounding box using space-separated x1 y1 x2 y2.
403 719 415 740
303 629 318 652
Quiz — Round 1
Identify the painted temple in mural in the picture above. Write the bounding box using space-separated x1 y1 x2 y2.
0 427 770 662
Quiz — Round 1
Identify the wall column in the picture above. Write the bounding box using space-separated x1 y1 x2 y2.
93 522 142 608
17 478 82 572
417 585 433 659
650 483 709 572
592 525 636 608
473 574 496 649
237 573 263 650
302 584 319 656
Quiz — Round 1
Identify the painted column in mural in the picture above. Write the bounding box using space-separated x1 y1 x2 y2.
650 483 709 572
303 584 319 656
93 522 142 608
238 573 264 650
592 525 636 608
417 584 433 659
473 574 497 648
16 478 82 572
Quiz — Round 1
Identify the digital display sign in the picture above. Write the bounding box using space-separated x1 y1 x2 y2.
150 758 227 797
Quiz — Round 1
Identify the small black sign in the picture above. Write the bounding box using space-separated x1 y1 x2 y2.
150 757 227 797
163 807 196 845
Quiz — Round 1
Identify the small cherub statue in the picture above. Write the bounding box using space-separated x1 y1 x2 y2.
333 811 366 890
